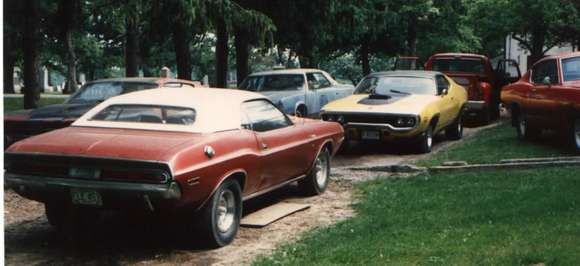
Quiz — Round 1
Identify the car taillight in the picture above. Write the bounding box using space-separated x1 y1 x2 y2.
100 169 170 183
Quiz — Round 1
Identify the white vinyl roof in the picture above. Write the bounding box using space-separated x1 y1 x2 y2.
72 87 266 133
248 68 338 84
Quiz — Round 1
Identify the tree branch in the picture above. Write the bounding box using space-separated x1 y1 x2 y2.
511 34 533 52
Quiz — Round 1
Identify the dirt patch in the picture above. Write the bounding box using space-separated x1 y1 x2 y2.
4 121 500 265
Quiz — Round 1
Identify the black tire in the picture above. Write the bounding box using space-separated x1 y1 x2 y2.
417 125 434 153
45 202 67 230
198 179 242 248
570 117 580 153
295 105 307 117
298 148 330 196
481 107 491 125
446 112 464 140
516 112 541 140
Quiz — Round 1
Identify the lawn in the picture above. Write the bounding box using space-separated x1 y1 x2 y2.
3 97 66 113
420 122 576 167
255 167 580 265
255 121 580 266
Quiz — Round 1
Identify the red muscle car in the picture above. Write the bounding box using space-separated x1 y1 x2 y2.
4 77 201 147
425 53 520 123
4 88 344 247
501 52 580 152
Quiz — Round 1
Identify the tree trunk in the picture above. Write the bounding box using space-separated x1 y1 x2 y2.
406 16 418 56
529 28 546 67
361 40 371 76
216 19 229 88
235 28 250 86
64 30 78 93
125 16 139 77
172 21 192 80
23 0 39 109
4 31 16 94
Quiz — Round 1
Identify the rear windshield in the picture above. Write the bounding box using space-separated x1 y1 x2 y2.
67 82 158 104
91 105 196 125
431 58 485 74
355 76 436 95
562 57 580 82
240 74 305 92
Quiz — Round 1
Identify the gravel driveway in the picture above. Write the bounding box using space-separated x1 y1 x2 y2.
4 122 496 265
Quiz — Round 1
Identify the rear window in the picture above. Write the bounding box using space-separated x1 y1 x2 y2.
240 74 305 92
431 58 485 74
91 105 196 125
562 57 580 82
67 82 158 104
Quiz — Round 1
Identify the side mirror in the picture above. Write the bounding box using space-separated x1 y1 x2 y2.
542 76 551 85
438 87 448 96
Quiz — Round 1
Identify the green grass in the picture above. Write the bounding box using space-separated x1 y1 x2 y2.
420 122 576 167
254 167 580 266
3 97 66 113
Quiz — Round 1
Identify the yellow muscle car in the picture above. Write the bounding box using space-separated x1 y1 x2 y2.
321 71 467 153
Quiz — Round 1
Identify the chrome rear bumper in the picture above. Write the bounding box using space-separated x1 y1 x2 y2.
4 173 181 200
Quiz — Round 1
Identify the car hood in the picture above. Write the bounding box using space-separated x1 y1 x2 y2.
6 126 204 162
322 94 439 115
24 103 96 120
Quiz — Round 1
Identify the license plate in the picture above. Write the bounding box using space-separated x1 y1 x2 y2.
71 188 103 206
361 130 380 140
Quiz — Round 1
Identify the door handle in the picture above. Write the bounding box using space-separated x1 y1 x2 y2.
310 134 317 138
260 143 268 150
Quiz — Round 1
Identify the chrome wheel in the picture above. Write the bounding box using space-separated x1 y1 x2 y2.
216 190 235 233
574 119 580 149
518 117 527 137
314 153 329 188
426 128 433 149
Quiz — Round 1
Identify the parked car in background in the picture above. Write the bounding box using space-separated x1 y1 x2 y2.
4 77 201 147
501 52 580 152
321 71 467 153
425 53 520 123
238 69 354 117
4 88 344 247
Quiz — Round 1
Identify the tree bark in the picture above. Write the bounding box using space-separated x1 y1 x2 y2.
406 16 418 56
361 40 371 76
216 19 229 88
529 28 546 68
4 31 16 94
23 0 40 109
235 28 250 86
125 15 139 77
64 30 78 93
172 21 192 80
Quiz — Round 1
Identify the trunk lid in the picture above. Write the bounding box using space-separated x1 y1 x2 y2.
7 126 203 162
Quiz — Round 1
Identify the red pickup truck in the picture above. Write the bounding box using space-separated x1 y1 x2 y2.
501 52 580 152
425 53 519 124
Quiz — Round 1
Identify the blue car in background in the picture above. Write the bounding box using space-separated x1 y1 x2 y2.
239 69 355 117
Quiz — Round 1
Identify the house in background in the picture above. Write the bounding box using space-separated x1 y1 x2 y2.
504 35 577 73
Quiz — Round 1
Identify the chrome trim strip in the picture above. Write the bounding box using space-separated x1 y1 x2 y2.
242 174 306 202
345 122 416 133
4 173 181 199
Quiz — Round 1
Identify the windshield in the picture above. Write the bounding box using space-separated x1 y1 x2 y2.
67 82 158 104
240 74 305 92
355 76 436 95
91 104 196 125
432 58 485 74
562 57 580 82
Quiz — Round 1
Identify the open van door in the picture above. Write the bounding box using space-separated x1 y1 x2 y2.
495 59 521 89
